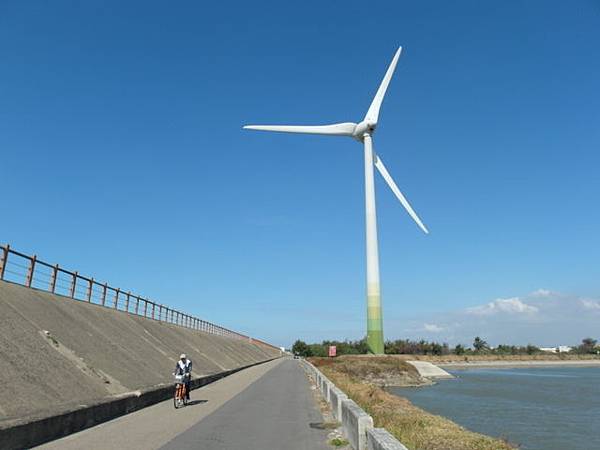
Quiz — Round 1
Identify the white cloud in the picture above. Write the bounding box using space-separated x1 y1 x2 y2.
388 290 599 347
581 299 600 310
467 297 539 316
423 323 444 333
531 288 552 297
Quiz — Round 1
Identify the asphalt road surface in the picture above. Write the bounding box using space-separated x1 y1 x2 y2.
38 358 331 450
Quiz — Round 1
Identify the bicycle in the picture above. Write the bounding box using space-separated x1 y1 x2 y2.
173 373 188 409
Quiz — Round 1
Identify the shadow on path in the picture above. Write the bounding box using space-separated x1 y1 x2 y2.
185 400 208 406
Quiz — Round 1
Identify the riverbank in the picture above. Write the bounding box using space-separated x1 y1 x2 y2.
395 353 600 365
311 356 515 450
438 359 600 369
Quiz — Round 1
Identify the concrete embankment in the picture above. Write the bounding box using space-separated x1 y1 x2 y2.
406 360 453 379
0 280 279 447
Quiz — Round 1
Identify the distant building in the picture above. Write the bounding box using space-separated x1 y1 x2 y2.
540 346 572 353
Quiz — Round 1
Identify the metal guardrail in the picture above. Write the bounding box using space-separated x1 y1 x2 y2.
0 243 276 349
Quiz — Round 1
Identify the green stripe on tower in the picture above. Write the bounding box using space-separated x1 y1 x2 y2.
367 288 384 354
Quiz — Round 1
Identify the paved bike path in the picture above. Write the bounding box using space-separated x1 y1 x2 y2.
38 358 330 450
160 358 330 450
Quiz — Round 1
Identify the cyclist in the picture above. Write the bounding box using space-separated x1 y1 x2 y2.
174 353 192 401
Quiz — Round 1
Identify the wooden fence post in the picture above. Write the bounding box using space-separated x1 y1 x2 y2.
70 271 78 298
0 244 9 281
25 255 37 288
49 264 58 293
87 278 93 302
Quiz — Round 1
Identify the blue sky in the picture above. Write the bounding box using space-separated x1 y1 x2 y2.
2 1 599 347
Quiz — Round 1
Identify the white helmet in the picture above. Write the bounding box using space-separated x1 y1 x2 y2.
180 353 186 359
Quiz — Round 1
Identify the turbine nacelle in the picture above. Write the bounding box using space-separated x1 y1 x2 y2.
352 120 377 142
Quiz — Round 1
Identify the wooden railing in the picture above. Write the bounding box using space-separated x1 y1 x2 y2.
0 243 276 350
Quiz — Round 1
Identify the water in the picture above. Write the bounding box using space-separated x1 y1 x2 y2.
390 366 600 450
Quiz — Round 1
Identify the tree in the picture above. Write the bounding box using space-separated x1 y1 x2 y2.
579 337 598 354
454 344 466 355
526 344 540 355
292 340 312 357
473 336 488 352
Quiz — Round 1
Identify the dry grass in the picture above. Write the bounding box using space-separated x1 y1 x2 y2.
313 356 423 382
312 356 516 450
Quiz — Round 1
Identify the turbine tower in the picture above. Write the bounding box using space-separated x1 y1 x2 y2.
244 47 428 354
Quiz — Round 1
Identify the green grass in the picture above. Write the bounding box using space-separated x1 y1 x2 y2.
329 437 349 447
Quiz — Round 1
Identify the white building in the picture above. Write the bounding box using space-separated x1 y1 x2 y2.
540 346 572 353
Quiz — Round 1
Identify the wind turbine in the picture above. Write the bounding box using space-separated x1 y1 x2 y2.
244 47 428 354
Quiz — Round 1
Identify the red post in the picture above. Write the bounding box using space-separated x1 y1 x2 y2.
49 264 58 293
0 244 9 281
25 255 37 288
70 271 78 298
87 278 93 302
114 288 120 309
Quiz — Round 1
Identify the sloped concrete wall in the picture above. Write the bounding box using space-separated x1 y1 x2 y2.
0 281 279 423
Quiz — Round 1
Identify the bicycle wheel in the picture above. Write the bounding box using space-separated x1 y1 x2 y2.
173 385 182 409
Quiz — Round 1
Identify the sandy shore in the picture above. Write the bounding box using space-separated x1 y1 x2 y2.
438 359 600 369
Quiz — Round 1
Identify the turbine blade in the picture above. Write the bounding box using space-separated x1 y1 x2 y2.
243 122 357 136
374 154 429 234
364 47 402 124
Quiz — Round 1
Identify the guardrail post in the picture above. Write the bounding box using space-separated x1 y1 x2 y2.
135 296 140 315
114 288 120 309
151 302 155 320
125 291 130 311
0 244 9 281
49 264 58 293
144 299 148 317
70 271 78 298
101 283 107 306
87 278 93 302
25 254 37 288
158 305 163 321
